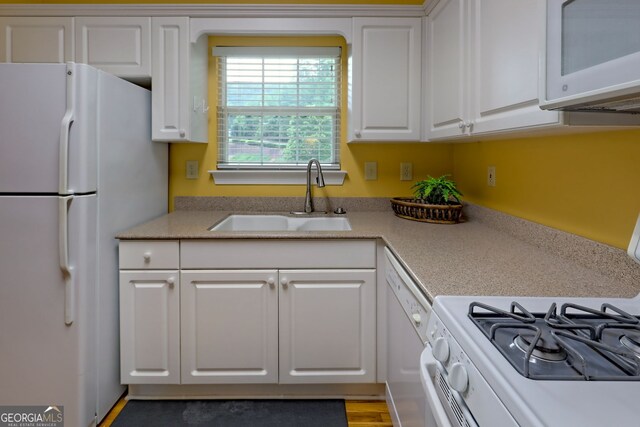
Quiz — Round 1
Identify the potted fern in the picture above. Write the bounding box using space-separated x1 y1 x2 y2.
391 175 464 224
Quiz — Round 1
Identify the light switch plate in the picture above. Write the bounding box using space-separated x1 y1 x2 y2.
364 162 377 181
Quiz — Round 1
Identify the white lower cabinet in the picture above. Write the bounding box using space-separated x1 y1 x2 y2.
279 269 376 384
180 270 279 384
119 270 180 384
180 268 376 385
119 239 377 386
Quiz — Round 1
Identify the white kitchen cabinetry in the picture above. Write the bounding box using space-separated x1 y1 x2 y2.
181 270 279 384
151 17 208 143
426 0 560 140
181 240 377 384
0 17 74 63
350 17 422 142
279 269 376 384
75 17 151 81
425 0 467 140
180 267 376 385
119 241 180 384
119 239 377 386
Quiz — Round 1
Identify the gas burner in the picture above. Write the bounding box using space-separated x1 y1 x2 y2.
513 332 567 362
620 332 640 356
468 300 640 381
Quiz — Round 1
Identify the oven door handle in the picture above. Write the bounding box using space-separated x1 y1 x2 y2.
420 346 454 427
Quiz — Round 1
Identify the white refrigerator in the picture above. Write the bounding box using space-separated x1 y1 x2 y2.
0 63 168 426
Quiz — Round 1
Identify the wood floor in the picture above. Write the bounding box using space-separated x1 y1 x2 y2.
345 401 393 427
99 395 393 427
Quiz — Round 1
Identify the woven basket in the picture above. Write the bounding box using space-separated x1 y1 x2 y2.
390 198 463 224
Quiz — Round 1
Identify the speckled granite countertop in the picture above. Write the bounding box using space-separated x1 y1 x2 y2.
117 210 640 302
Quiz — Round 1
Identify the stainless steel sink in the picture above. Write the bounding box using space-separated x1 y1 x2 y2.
209 215 351 232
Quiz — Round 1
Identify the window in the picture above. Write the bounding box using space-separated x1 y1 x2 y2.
214 46 341 170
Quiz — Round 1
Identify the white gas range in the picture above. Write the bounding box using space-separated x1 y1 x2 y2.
420 214 640 427
422 295 640 427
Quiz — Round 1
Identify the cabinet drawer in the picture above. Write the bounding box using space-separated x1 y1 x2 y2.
181 239 376 269
119 241 179 269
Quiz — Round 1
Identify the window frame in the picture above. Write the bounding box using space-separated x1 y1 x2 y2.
214 46 342 171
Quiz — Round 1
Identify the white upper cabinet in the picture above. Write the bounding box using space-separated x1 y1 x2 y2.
0 17 74 63
425 0 468 140
151 17 208 143
75 17 151 80
469 0 561 135
426 0 562 141
350 17 422 142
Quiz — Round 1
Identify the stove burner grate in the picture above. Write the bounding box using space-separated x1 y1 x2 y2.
468 301 640 381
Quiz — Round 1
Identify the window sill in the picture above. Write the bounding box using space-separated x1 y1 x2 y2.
208 169 347 185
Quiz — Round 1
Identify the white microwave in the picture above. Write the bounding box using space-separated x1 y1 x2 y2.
540 0 640 113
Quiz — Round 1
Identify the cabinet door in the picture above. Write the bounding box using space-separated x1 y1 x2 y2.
151 17 190 142
181 270 279 384
350 17 422 142
426 0 469 140
0 17 73 63
279 269 376 384
75 17 151 79
119 271 180 384
470 0 560 134
151 17 208 143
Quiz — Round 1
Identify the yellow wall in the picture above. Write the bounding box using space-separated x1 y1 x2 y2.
170 35 640 251
453 130 640 249
169 35 454 210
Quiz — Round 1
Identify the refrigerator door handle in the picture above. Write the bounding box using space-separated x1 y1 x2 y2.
59 195 74 325
59 62 76 196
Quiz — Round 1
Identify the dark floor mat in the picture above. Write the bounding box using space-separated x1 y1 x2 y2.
110 399 348 427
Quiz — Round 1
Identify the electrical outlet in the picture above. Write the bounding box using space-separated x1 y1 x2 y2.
400 162 413 181
186 160 199 180
364 162 377 181
487 165 496 187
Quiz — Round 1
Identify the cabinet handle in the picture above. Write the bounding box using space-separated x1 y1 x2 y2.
459 121 473 132
354 130 361 138
280 277 289 288
143 252 151 263
179 129 186 138
267 277 276 288
167 277 175 289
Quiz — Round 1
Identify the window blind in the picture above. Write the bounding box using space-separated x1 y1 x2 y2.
214 46 341 169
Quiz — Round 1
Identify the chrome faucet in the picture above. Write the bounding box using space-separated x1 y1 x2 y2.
302 159 325 213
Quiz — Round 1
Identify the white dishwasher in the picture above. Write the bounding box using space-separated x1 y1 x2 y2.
384 248 434 427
